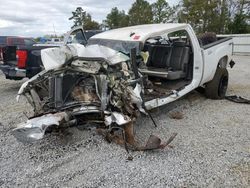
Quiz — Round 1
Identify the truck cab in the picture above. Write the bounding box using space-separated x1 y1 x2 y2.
88 24 234 109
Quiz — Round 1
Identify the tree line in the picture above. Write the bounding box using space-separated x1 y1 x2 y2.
69 0 250 34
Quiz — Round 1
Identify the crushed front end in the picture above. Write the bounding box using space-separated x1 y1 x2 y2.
13 44 176 151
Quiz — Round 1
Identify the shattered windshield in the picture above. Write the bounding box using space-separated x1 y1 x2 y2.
88 38 141 55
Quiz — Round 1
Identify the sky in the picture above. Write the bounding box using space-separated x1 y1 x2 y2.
0 0 177 37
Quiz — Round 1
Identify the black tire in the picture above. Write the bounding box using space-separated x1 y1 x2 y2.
205 68 229 99
195 86 205 94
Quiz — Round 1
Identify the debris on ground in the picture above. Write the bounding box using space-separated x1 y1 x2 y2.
226 95 250 104
169 111 184 120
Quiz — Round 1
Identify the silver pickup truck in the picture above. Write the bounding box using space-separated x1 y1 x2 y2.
13 24 235 150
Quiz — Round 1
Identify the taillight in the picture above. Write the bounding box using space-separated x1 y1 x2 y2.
16 50 27 69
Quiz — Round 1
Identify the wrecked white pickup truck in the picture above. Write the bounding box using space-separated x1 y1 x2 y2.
13 24 235 150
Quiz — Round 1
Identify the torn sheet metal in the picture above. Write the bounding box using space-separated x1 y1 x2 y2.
12 112 68 143
77 44 130 65
16 70 48 101
71 60 101 74
94 75 109 111
41 44 130 71
41 45 74 70
131 83 146 114
141 133 177 151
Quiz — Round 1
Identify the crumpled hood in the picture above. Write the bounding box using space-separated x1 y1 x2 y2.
17 44 130 99
41 44 130 71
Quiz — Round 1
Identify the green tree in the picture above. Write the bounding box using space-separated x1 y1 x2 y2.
152 0 174 23
128 0 153 25
227 0 250 33
69 7 86 28
178 0 250 34
228 14 249 33
106 7 129 29
84 13 100 30
69 7 100 30
179 0 220 33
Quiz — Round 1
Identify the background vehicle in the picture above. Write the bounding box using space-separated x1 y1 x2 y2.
0 36 36 61
0 28 100 80
0 36 38 79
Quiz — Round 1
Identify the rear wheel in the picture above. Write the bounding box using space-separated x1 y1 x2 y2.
205 68 229 99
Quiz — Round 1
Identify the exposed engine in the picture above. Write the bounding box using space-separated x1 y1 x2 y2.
13 45 177 152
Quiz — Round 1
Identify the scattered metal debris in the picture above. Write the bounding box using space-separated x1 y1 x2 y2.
226 95 250 104
12 112 69 143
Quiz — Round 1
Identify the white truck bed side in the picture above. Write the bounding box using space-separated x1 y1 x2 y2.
200 38 233 85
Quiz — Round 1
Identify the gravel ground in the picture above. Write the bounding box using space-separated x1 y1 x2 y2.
0 56 249 188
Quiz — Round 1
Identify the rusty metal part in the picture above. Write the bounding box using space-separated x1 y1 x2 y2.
123 121 136 145
159 133 178 148
144 135 162 150
72 86 99 102
136 133 178 151
30 89 43 113
97 121 177 152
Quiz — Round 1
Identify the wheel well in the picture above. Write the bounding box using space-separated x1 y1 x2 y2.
218 56 228 69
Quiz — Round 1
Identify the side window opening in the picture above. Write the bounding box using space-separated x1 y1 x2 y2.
168 30 192 47
139 29 195 101
140 29 194 80
67 29 87 45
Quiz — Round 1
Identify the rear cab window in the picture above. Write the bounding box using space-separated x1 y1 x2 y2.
167 30 192 46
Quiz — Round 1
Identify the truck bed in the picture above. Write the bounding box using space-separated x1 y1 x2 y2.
201 37 233 85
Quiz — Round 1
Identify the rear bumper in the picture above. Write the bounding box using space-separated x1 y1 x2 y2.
0 64 26 79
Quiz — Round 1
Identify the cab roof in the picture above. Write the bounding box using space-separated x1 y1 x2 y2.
91 24 189 42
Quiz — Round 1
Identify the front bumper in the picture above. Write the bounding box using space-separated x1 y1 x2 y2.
0 64 26 79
